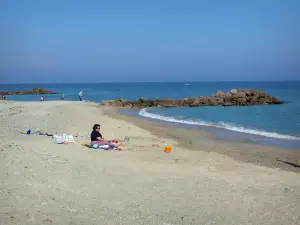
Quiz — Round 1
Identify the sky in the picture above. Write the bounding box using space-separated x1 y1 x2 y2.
0 0 299 83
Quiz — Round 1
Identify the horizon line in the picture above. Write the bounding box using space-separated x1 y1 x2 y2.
1 80 300 85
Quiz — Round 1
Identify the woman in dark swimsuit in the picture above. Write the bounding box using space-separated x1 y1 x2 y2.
90 124 121 148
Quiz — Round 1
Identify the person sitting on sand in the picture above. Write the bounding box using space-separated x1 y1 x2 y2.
91 124 121 148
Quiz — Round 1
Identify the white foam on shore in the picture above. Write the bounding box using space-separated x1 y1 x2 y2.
138 108 300 140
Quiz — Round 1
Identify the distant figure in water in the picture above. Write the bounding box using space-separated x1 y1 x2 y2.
78 90 83 101
2 95 6 100
40 96 44 101
61 94 64 100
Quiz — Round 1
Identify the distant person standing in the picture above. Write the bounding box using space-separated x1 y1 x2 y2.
79 90 83 101
40 96 44 101
61 94 65 100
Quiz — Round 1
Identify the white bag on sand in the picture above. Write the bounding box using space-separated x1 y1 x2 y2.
99 145 110 149
91 144 110 149
52 135 64 144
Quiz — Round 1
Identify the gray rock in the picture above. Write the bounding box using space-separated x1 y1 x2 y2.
99 89 282 108
215 90 225 97
233 92 246 99
225 92 232 97
230 89 238 94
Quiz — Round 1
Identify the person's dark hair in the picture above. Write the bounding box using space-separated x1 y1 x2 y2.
93 124 100 130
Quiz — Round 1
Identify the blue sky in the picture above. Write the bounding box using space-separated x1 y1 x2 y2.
0 0 299 83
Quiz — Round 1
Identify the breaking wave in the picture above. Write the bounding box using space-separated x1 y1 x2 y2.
138 108 300 140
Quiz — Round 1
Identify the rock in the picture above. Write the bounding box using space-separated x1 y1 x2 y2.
222 102 233 106
100 100 116 106
232 92 246 99
230 89 238 95
191 97 208 106
272 97 281 104
235 97 247 105
99 89 282 108
160 99 175 107
214 97 224 103
248 96 258 105
215 90 225 97
183 97 196 105
225 92 233 97
258 92 268 98
224 96 234 102
190 98 201 107
258 98 268 104
0 88 56 95
207 97 218 106
123 103 133 108
244 90 253 96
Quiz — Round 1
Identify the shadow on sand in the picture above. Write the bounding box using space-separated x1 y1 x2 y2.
277 159 300 168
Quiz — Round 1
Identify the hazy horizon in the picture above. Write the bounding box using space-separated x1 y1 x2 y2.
2 80 300 85
1 0 299 83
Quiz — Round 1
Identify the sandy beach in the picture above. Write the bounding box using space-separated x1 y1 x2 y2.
1 101 300 225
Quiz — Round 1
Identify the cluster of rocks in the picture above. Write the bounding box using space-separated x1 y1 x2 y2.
100 89 282 108
0 88 56 95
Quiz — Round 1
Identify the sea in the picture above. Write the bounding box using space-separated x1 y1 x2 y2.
1 81 300 149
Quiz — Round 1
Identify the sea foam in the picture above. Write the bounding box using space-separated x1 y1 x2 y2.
138 108 300 140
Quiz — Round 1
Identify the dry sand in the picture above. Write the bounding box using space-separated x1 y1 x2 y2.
0 101 300 225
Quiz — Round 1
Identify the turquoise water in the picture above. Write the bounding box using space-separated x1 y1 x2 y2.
1 82 299 149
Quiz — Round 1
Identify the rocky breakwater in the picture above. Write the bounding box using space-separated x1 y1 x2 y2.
100 89 282 108
0 88 56 95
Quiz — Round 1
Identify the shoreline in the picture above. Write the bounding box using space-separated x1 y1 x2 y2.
102 106 300 173
123 107 300 150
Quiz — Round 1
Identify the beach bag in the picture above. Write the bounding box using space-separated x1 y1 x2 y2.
99 144 110 149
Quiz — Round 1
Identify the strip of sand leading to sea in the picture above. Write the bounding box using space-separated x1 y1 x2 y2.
1 101 300 225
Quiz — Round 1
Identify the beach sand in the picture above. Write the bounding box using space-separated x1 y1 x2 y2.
0 101 300 225
104 107 300 172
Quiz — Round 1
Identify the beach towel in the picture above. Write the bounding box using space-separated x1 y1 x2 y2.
63 134 76 143
52 134 76 144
